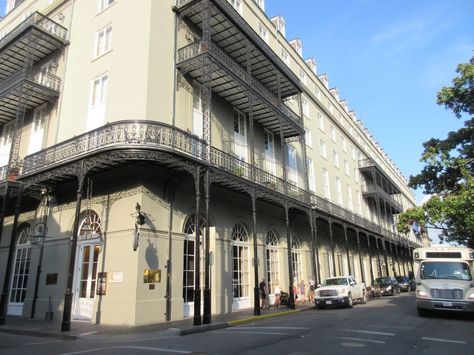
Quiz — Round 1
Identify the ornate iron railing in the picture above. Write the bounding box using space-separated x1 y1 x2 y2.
362 184 403 211
0 12 68 53
22 120 406 243
178 40 303 129
176 0 302 96
0 68 61 96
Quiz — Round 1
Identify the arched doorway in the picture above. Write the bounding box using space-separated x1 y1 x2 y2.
73 210 103 320
182 214 205 318
232 222 250 311
291 235 303 285
7 224 31 316
265 230 279 301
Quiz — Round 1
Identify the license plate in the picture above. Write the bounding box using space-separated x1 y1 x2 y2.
326 300 332 305
442 302 453 307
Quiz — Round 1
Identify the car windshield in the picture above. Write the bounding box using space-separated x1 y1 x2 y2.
395 276 407 283
374 277 392 284
322 278 348 286
421 261 472 281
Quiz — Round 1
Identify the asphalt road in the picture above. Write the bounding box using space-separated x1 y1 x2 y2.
1 292 474 355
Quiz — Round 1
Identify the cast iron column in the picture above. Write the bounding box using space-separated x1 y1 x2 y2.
193 167 201 326
343 224 351 275
61 175 85 332
251 189 260 315
382 240 390 276
356 231 365 283
284 203 295 309
367 236 375 284
308 209 317 286
0 184 10 247
313 211 321 285
0 185 22 325
329 219 336 276
203 170 211 323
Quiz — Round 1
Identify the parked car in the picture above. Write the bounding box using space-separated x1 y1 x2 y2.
372 276 400 296
314 275 367 309
395 275 415 292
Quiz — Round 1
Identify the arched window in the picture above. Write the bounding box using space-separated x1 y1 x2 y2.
182 214 206 303
232 223 249 298
79 210 102 240
291 235 303 285
265 230 279 294
8 224 31 315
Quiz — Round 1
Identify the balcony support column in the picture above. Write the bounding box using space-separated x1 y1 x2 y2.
279 118 288 194
367 235 375 284
343 224 351 276
374 237 382 277
329 219 336 277
308 209 317 286
61 166 86 332
0 185 10 247
382 240 390 276
395 243 402 277
284 202 295 309
251 189 260 316
201 0 212 160
248 91 255 182
8 34 37 171
0 184 22 326
165 182 175 322
300 134 310 196
203 170 212 324
356 230 365 283
193 166 202 326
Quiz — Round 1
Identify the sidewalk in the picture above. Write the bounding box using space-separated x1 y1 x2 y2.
0 303 315 341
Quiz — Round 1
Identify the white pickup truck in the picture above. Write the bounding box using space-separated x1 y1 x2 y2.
314 275 367 309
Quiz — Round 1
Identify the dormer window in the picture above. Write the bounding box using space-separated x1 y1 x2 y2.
271 16 285 37
289 39 302 57
330 88 339 100
305 58 317 74
318 74 328 88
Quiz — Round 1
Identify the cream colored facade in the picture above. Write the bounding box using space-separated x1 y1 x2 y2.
0 0 428 327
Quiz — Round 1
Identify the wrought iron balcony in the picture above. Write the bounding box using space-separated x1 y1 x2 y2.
175 0 302 99
0 12 68 81
177 40 303 137
21 120 413 244
359 158 402 196
0 68 61 121
361 184 403 212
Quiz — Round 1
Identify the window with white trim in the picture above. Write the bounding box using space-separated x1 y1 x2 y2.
291 236 303 284
336 177 342 206
302 97 309 117
305 128 312 148
232 223 250 298
333 150 339 168
344 160 350 176
307 158 316 192
315 87 321 101
347 185 353 211
300 68 307 85
265 230 279 294
319 139 327 159
0 122 14 167
258 22 268 43
317 112 324 131
357 192 363 216
87 73 108 130
182 214 205 303
330 125 336 142
323 168 330 199
352 145 357 160
287 144 298 185
98 0 114 12
341 136 347 152
94 25 112 58
281 48 290 66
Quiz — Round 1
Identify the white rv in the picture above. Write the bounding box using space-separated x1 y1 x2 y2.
414 245 474 316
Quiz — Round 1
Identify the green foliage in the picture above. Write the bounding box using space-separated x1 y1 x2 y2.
398 56 474 246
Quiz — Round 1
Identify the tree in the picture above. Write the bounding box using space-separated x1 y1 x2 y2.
398 56 474 247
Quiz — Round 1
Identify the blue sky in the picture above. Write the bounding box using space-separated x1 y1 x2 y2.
264 0 473 206
0 1 472 201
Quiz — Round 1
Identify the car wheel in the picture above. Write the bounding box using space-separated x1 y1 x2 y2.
360 290 367 304
346 294 353 308
317 304 324 310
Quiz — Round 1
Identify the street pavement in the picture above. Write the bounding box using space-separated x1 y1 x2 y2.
1 293 473 354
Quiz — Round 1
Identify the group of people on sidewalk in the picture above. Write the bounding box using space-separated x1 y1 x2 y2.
258 277 317 309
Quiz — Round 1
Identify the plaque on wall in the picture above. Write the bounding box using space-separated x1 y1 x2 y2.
143 269 161 283
46 273 58 285
109 271 124 283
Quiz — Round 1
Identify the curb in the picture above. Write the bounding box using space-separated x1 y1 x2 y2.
227 309 302 327
0 327 78 341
